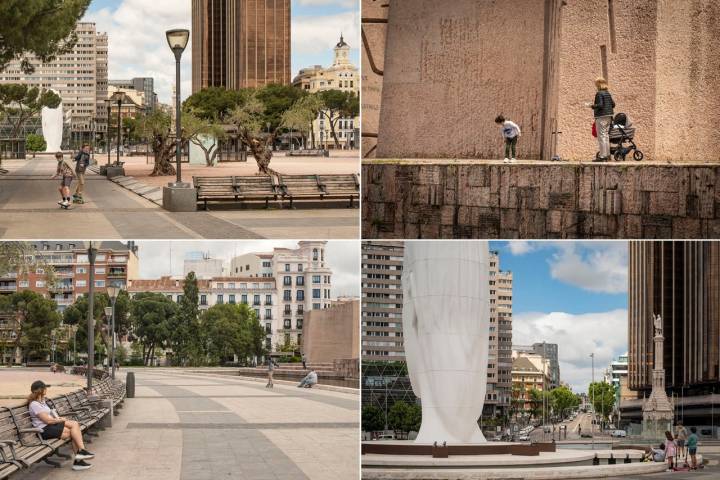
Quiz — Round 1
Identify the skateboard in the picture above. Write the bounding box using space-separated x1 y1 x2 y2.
72 194 84 204
58 202 73 210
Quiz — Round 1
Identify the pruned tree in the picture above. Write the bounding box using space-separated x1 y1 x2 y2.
25 133 46 157
0 85 61 138
0 1 91 74
183 87 245 121
183 113 226 166
137 109 176 176
317 90 359 148
282 94 323 149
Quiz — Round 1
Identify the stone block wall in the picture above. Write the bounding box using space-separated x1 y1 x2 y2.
362 162 720 239
361 0 389 159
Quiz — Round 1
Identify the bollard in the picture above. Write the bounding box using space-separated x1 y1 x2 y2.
126 371 135 398
98 399 113 428
624 453 631 463
608 453 616 465
592 454 599 466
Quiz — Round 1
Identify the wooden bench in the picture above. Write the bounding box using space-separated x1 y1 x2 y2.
277 174 360 208
286 149 329 157
193 176 279 210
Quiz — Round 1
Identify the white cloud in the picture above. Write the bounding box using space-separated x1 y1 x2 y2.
297 0 357 7
513 309 628 392
507 241 533 255
135 241 359 298
292 11 359 58
84 0 192 105
548 242 627 294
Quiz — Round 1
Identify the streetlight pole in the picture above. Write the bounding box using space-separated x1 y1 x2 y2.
73 326 77 366
166 29 189 186
106 104 112 165
116 98 122 166
105 285 121 379
86 242 97 392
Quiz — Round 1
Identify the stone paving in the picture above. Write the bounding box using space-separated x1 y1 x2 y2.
0 157 359 239
13 369 359 480
0 369 86 407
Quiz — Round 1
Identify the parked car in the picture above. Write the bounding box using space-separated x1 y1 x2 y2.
610 430 627 438
518 434 530 441
580 433 593 438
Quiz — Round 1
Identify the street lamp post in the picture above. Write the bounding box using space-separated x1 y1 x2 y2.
86 243 97 392
73 326 77 366
105 285 121 379
106 104 112 165
166 29 190 186
116 97 122 166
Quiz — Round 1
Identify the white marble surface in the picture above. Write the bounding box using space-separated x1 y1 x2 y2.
403 241 490 444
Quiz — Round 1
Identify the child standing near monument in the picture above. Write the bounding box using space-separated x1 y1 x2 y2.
664 430 678 471
494 115 521 163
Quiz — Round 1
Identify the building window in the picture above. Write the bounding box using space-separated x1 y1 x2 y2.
254 309 260 319
283 276 291 286
229 294 236 304
312 275 321 284
217 294 224 304
284 264 290 272
313 249 318 261
35 280 45 288
200 295 207 305
284 319 291 329
262 261 271 268
217 282 224 289
95 267 105 274
283 290 291 301
296 319 303 330
313 303 321 310
95 280 105 287
265 308 271 320
312 289 321 299
76 267 86 274
253 295 260 305
76 280 86 287
298 264 303 272
297 305 304 315
297 290 305 301
265 322 271 334
296 276 304 286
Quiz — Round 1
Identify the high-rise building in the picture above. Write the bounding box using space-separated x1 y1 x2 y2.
108 78 157 112
0 23 109 145
191 0 291 92
622 241 720 426
361 242 514 419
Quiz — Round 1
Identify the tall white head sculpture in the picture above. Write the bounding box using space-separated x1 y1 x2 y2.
41 90 63 152
402 240 490 444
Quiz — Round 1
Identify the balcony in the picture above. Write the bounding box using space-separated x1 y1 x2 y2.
0 285 17 292
107 269 126 277
265 301 272 306
55 271 74 278
49 284 74 292
296 309 304 316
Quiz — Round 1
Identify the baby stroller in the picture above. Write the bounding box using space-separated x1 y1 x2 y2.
596 113 644 161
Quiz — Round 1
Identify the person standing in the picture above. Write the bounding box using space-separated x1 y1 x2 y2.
266 357 278 388
494 115 521 163
302 353 307 370
675 422 688 461
687 426 699 470
664 430 677 471
587 77 615 162
51 152 74 208
73 144 91 204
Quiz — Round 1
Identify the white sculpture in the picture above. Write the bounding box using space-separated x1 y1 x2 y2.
653 314 662 336
402 240 491 444
41 90 63 152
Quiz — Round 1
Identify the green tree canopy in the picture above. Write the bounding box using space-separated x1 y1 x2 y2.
550 385 580 420
387 401 422 434
0 290 60 363
130 292 177 365
317 90 359 148
167 272 204 366
183 87 245 121
203 303 265 365
0 85 61 138
183 113 226 166
0 1 91 74
25 133 46 157
588 381 616 421
362 405 385 433
63 291 131 354
0 242 54 279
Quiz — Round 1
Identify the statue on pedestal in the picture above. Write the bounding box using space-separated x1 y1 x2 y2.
642 313 674 440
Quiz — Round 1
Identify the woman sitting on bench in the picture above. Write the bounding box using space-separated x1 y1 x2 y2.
28 380 95 471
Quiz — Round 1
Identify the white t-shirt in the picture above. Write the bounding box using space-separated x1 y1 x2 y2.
29 400 52 429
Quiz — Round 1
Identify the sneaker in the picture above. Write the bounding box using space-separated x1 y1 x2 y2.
75 449 95 460
503 158 510 163
510 158 517 163
58 200 66 207
72 460 93 471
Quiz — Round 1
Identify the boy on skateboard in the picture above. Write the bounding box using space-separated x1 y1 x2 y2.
72 144 91 204
51 152 75 208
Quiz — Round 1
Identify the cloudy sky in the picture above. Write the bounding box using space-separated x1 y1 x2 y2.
84 0 360 104
134 240 359 297
490 241 629 393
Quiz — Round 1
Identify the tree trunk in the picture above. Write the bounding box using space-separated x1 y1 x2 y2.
150 135 176 176
248 137 273 174
329 119 341 148
310 122 316 149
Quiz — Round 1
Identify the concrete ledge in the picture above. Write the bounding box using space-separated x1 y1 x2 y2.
105 165 125 179
362 161 720 238
362 461 671 479
180 369 360 395
163 184 197 212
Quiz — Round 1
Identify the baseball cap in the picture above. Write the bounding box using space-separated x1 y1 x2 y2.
31 380 50 392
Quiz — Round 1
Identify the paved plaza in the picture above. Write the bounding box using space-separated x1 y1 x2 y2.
0 157 358 239
11 368 359 480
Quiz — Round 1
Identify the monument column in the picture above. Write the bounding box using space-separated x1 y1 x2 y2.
642 314 674 440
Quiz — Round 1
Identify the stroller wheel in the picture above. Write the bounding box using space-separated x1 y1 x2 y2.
614 151 624 162
633 150 644 161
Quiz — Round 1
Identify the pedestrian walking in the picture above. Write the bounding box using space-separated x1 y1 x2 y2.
302 354 307 370
664 430 677 471
51 152 75 209
687 426 699 470
266 357 278 388
494 115 521 163
73 144 91 204
586 77 615 162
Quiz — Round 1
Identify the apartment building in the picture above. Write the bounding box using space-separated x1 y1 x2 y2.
486 251 514 418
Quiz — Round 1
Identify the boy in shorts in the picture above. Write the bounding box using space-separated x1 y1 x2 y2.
51 152 75 208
